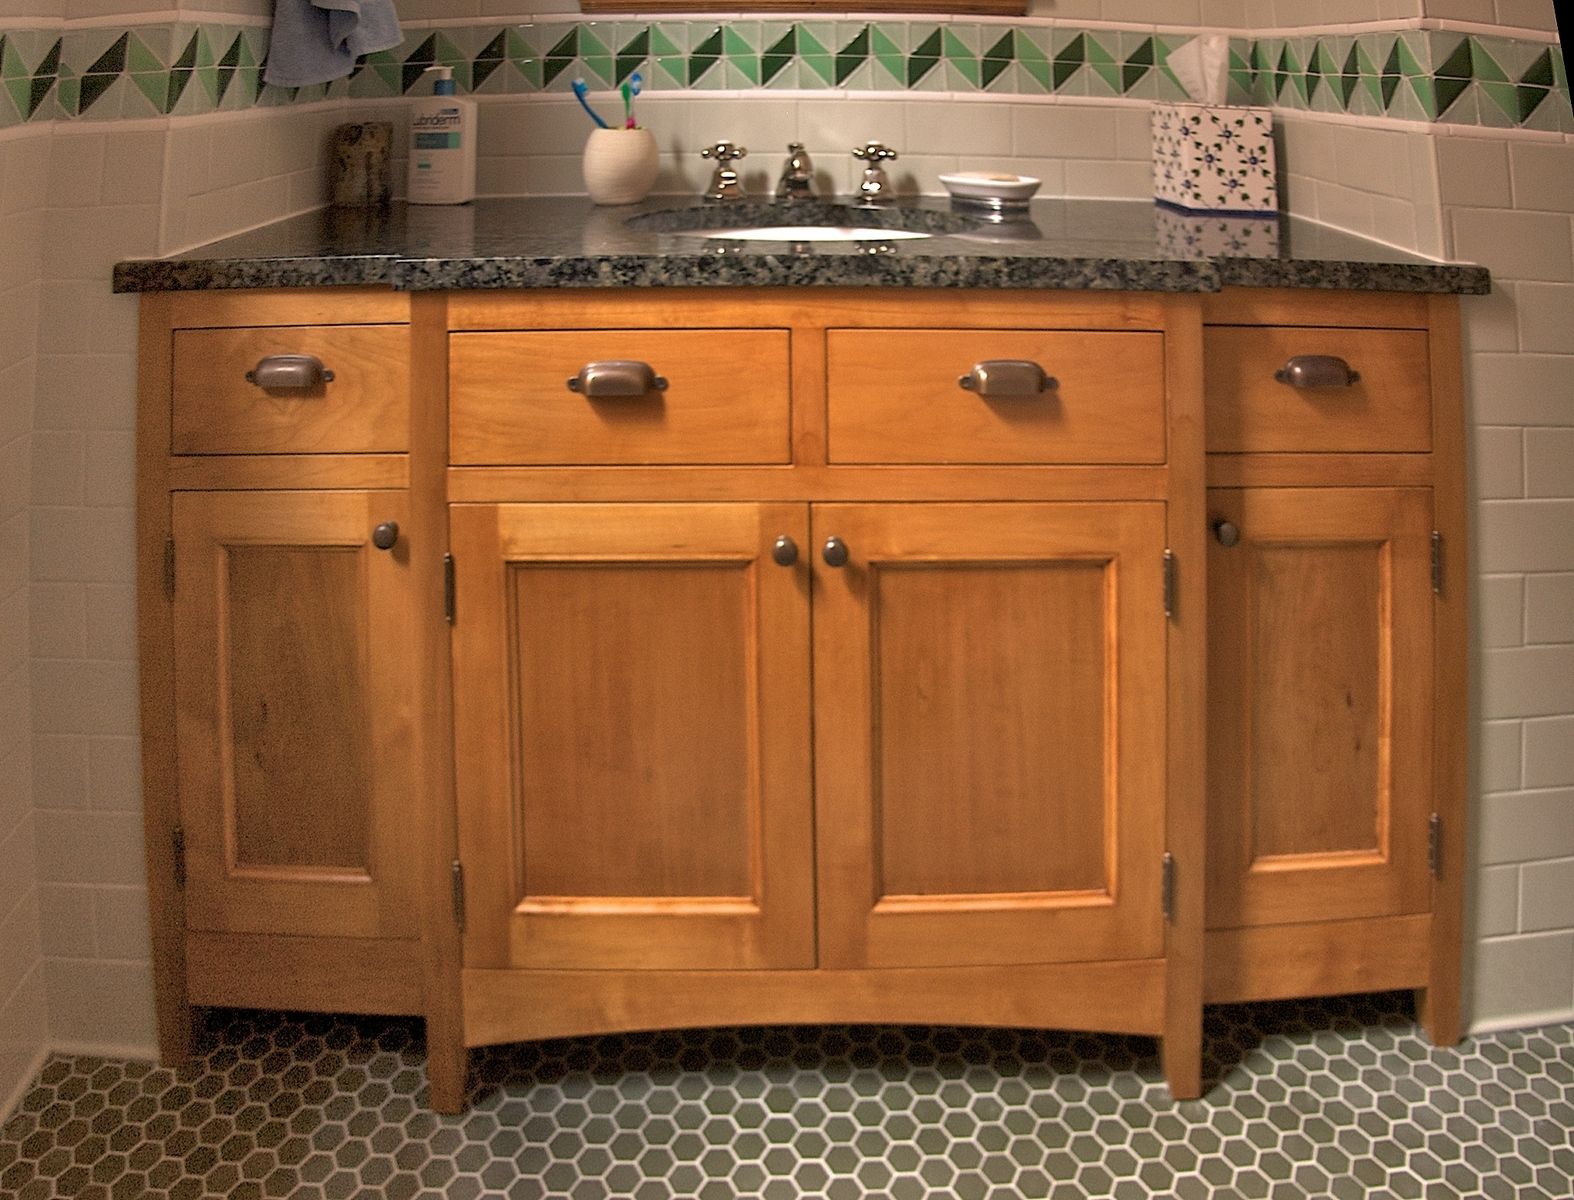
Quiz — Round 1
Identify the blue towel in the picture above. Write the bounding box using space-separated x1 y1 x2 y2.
264 0 403 88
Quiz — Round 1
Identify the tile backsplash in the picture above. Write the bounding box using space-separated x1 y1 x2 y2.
0 18 1568 134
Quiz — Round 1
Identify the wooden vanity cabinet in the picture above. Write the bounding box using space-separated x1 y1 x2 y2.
1200 290 1466 1045
135 282 1466 1113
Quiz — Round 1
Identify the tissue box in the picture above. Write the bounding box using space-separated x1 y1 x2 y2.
1153 208 1280 259
1151 104 1277 216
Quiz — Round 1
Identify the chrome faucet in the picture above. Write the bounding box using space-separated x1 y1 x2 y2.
775 143 816 202
700 141 748 201
853 141 898 202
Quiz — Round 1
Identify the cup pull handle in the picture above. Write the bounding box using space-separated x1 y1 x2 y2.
1274 355 1361 388
958 360 1057 397
245 354 334 390
566 361 669 397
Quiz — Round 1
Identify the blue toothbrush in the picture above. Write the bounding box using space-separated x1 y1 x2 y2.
571 78 610 129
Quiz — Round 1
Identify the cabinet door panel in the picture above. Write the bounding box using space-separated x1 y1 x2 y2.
1207 487 1434 928
173 491 417 940
452 503 814 972
813 502 1168 969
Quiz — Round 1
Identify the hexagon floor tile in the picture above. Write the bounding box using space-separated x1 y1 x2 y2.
2 992 1571 1199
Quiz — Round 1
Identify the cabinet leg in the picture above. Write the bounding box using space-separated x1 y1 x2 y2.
425 1027 469 1114
1161 1028 1203 1101
1416 985 1462 1047
156 1000 196 1070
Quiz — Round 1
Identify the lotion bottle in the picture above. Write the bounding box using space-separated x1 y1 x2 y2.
407 67 476 205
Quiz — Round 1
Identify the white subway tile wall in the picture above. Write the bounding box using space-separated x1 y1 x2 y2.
21 105 335 1066
0 130 50 1122
1453 121 1574 1020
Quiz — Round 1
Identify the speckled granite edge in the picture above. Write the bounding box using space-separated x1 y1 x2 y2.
1217 257 1491 294
112 256 398 293
114 252 1491 295
388 255 1223 293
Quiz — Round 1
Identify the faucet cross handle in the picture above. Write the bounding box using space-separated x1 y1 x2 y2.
699 141 748 201
701 140 748 162
852 141 899 202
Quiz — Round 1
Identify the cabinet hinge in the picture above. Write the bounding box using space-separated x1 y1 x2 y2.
1161 852 1175 922
171 826 187 890
1162 550 1176 619
1428 813 1441 878
1431 532 1443 596
451 860 466 931
163 538 176 601
443 553 456 624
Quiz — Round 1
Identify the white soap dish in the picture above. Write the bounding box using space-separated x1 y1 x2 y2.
938 171 1042 208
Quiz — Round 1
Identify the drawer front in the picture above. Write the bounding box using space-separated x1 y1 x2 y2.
172 325 409 454
1205 326 1431 453
450 329 791 465
826 330 1166 465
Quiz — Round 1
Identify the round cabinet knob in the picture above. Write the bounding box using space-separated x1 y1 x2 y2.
372 521 400 551
771 535 799 567
1212 520 1240 548
822 536 849 568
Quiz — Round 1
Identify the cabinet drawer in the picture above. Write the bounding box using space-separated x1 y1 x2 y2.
1205 326 1431 453
172 325 409 454
826 330 1166 464
450 329 791 465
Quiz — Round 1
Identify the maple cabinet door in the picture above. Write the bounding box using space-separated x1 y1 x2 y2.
812 502 1169 970
451 503 815 972
1206 487 1435 929
172 491 418 940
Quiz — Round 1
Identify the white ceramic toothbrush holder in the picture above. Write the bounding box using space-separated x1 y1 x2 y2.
583 127 659 206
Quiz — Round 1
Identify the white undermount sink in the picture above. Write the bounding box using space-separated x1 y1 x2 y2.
691 225 934 242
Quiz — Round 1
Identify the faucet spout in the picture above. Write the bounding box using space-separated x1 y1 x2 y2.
775 142 816 202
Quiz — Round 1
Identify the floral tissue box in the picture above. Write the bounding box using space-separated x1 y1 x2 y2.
1151 103 1278 217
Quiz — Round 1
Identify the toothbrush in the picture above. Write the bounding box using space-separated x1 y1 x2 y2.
625 72 641 128
571 78 610 129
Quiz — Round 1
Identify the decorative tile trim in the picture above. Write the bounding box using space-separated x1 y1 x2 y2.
0 20 1567 135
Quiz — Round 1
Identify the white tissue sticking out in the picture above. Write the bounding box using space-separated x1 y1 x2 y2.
1168 35 1231 105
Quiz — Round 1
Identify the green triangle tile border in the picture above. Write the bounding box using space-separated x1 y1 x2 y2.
1521 47 1555 88
871 27 901 62
1022 55 1053 93
980 54 1011 90
1434 73 1470 117
1434 38 1471 80
0 16 1563 130
908 28 941 88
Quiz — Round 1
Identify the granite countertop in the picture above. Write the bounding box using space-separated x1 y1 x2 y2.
112 196 1490 295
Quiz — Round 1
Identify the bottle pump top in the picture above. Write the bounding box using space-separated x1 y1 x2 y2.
427 66 455 95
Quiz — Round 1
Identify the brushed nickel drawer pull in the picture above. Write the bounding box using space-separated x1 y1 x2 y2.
245 354 334 389
958 360 1057 397
1274 355 1360 388
566 361 669 397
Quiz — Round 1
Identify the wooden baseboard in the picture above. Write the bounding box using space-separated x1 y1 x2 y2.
187 932 423 1015
1204 915 1432 1004
462 960 1167 1048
